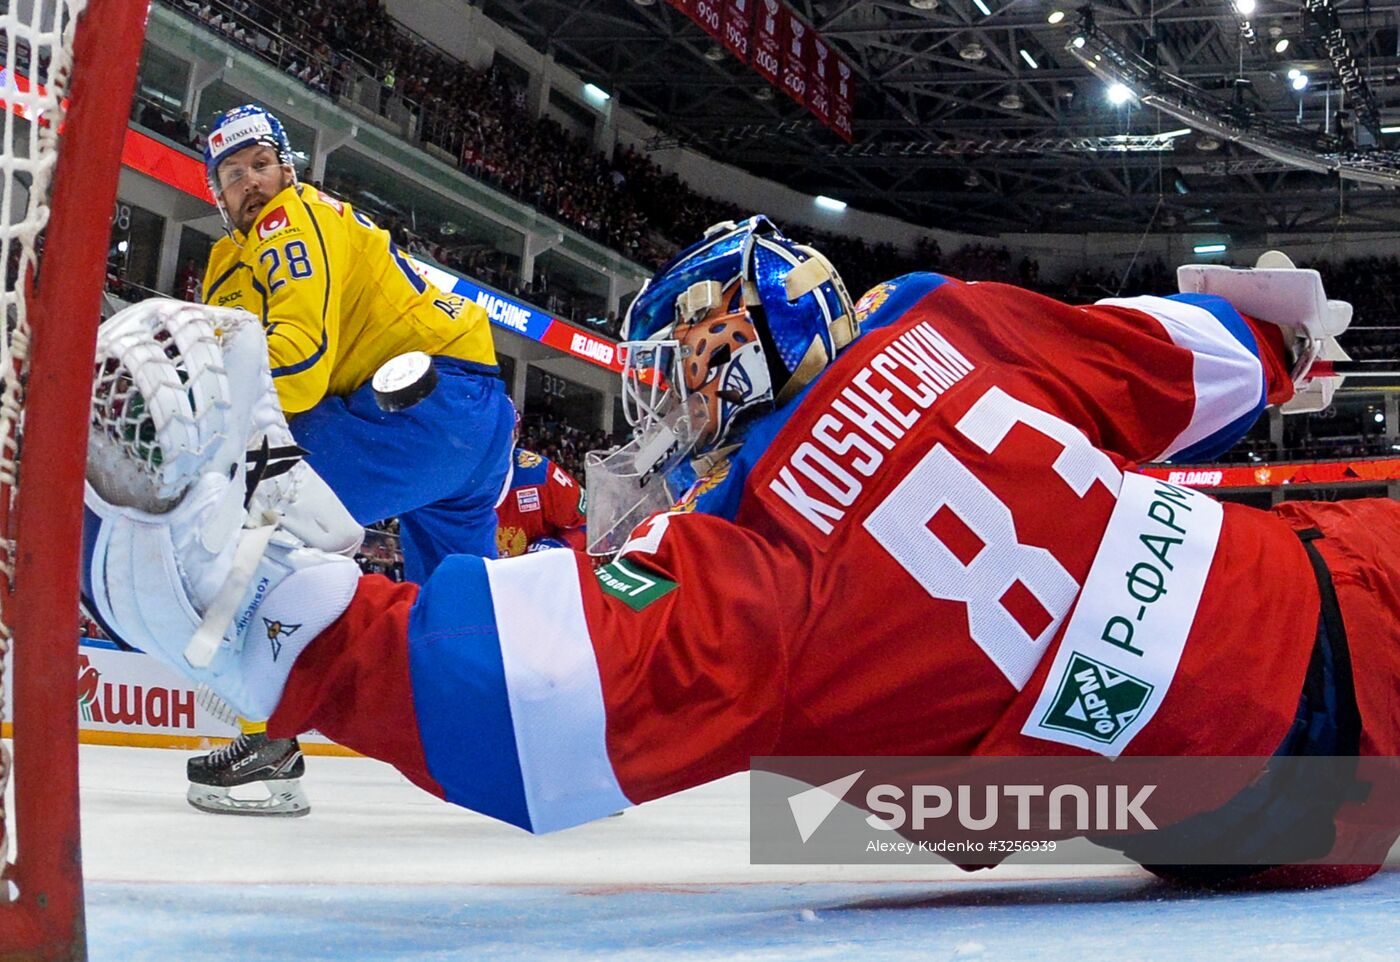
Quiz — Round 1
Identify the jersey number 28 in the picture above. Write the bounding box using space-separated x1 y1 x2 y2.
258 240 314 293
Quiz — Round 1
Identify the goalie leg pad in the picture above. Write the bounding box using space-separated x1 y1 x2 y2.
81 481 360 720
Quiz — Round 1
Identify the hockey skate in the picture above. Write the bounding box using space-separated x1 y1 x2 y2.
186 732 311 817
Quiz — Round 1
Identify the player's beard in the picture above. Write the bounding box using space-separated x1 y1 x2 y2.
232 191 269 235
229 170 292 235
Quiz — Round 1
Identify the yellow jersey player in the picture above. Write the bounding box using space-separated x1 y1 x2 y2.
189 104 516 816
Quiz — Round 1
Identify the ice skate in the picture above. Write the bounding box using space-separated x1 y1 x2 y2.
186 732 311 818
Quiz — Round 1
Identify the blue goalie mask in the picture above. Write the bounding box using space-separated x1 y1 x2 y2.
620 216 857 457
204 104 297 228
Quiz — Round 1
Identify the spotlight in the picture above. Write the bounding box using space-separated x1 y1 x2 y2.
1234 0 1255 15
1274 38 1289 53
1107 82 1133 105
1047 9 1065 23
1291 73 1309 91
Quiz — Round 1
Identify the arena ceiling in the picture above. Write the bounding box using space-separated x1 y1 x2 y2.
478 0 1400 237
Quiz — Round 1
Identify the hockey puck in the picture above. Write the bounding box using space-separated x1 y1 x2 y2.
372 352 438 412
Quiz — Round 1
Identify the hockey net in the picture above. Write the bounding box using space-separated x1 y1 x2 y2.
0 0 145 958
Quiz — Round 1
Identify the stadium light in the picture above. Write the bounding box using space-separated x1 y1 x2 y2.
1234 0 1256 15
1047 10 1065 24
583 83 611 105
814 195 848 212
1193 243 1228 255
1275 39 1289 53
1291 73 1309 91
1107 83 1133 105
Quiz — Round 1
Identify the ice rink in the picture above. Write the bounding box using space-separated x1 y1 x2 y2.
72 743 1400 961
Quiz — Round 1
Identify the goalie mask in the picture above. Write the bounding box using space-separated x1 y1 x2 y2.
587 217 857 557
620 215 858 459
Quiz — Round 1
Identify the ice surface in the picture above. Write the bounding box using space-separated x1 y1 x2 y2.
68 744 1400 961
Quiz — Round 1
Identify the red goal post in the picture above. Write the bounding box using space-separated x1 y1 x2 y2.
0 1 147 959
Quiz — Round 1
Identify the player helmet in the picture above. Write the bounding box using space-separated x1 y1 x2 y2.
203 104 297 228
620 216 857 455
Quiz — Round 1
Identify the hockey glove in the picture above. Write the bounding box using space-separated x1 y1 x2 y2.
1177 251 1353 414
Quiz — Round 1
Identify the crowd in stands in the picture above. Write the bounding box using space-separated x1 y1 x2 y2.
133 95 200 151
180 0 344 96
518 414 615 481
123 0 1400 482
159 0 925 295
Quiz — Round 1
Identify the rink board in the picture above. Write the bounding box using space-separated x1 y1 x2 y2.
1 639 358 756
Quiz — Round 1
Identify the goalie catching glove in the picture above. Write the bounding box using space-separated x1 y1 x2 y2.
81 299 362 720
1178 250 1353 414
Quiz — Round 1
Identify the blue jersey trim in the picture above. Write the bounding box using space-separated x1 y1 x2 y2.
677 273 953 521
510 451 551 488
857 273 951 332
203 262 244 303
1164 293 1268 462
407 554 533 830
269 322 330 378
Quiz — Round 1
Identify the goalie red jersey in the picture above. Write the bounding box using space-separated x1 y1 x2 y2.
253 272 1400 879
495 448 587 557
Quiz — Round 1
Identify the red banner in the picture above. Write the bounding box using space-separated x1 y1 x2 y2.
122 128 211 201
781 13 810 104
807 34 832 124
691 0 724 40
1138 458 1400 488
671 0 852 139
830 53 854 142
721 0 754 63
752 0 783 84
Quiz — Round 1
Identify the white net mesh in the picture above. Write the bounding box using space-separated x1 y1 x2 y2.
0 0 88 884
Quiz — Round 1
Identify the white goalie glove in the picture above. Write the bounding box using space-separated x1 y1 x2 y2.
1178 251 1353 414
82 299 362 719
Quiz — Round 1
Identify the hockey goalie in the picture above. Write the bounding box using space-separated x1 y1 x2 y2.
82 218 1400 888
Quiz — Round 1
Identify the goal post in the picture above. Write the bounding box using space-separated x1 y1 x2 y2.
0 1 148 959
